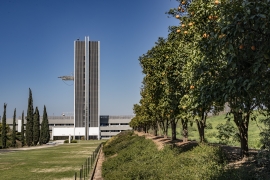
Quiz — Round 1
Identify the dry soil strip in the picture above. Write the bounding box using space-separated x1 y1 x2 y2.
92 148 105 180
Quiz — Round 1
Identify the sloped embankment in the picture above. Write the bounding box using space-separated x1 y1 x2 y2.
102 130 231 180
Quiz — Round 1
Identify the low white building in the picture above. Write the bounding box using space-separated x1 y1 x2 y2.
6 115 133 140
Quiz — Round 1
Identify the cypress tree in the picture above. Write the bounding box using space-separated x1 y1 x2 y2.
1 103 7 148
33 107 40 146
21 111 25 147
26 88 34 146
40 107 45 145
42 105 50 143
11 108 16 147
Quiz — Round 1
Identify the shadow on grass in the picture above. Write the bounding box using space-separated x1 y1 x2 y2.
217 160 270 180
172 141 199 153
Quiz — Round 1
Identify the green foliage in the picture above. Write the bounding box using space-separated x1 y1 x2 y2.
205 122 213 129
103 130 135 157
11 108 16 147
260 117 270 150
103 131 227 180
33 107 40 146
256 116 270 171
207 132 217 138
21 111 25 147
40 105 50 144
1 103 7 148
216 121 238 145
64 139 78 143
26 88 34 146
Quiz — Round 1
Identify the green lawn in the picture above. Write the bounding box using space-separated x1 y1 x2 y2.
165 112 266 149
0 140 104 180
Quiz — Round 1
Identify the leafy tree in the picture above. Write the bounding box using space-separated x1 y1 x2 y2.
1 103 7 148
21 111 25 146
33 107 40 146
168 0 270 157
26 88 34 146
11 108 16 147
40 105 50 144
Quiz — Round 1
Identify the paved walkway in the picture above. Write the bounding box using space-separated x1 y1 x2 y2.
0 140 64 154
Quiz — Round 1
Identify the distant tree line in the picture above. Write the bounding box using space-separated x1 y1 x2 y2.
0 88 50 148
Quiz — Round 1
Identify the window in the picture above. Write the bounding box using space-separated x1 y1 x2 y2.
100 123 109 126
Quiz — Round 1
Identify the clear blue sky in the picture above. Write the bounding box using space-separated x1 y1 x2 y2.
0 0 179 118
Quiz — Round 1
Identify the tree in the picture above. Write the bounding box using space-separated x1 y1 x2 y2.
21 111 25 147
40 105 50 144
174 0 270 157
26 88 34 146
11 108 16 147
33 107 40 146
1 103 7 148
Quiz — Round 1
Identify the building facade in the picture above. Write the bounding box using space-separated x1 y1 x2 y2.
74 37 100 139
6 115 133 140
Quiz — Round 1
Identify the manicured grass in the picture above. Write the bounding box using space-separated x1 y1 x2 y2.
0 140 104 180
165 112 265 148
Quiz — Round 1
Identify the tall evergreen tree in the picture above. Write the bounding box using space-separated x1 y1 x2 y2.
21 111 25 147
1 103 7 148
40 108 44 145
26 88 34 146
40 105 50 144
33 107 40 146
11 108 16 147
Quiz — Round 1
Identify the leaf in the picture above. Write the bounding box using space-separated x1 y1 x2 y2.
264 54 270 59
258 14 266 19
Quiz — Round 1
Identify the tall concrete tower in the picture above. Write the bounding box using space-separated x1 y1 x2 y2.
74 36 100 140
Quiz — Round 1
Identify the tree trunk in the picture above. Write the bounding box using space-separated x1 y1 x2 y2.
197 120 205 143
196 111 206 143
144 125 147 133
153 122 158 136
196 110 207 143
181 119 188 142
234 113 249 158
171 119 177 140
157 121 161 136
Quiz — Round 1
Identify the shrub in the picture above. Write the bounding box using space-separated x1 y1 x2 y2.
64 139 77 143
205 122 213 129
207 132 217 138
71 140 77 143
216 121 238 144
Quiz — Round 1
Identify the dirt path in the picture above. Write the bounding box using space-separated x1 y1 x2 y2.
134 131 198 150
92 148 105 180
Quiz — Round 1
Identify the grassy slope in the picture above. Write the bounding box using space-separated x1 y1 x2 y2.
102 131 261 180
102 132 225 180
0 140 103 180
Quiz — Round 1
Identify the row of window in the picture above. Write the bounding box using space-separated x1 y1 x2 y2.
100 123 129 126
101 130 121 132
